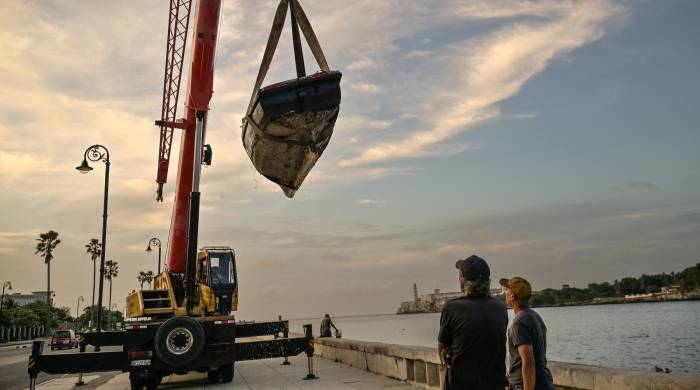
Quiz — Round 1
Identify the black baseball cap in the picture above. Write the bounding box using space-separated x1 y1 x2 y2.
455 255 490 281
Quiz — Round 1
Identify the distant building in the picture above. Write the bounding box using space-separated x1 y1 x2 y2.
397 284 503 314
661 285 681 294
7 291 50 306
419 289 462 307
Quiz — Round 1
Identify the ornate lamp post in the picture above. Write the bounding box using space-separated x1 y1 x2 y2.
146 237 162 275
76 144 110 351
0 281 11 313
75 296 84 330
109 302 118 330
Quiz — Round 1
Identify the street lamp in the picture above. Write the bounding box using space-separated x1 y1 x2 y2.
109 302 118 330
48 291 55 335
76 296 84 330
76 144 110 351
0 281 11 313
146 237 162 275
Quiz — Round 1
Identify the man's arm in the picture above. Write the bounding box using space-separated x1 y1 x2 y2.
517 344 536 390
437 341 450 367
437 304 452 368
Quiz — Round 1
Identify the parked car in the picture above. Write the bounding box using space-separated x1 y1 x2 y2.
50 329 78 350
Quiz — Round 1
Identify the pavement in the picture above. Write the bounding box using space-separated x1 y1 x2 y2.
0 338 47 348
0 346 421 390
0 341 65 390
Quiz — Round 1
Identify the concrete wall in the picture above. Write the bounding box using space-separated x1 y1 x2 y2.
313 337 700 390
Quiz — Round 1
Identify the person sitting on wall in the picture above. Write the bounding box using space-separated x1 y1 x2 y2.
319 313 338 338
438 255 509 389
500 276 555 390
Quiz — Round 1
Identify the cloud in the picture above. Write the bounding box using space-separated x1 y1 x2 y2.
454 1 574 20
319 200 700 288
357 199 385 205
511 111 540 119
618 181 661 192
0 0 653 319
351 83 381 94
0 247 17 255
339 1 625 166
617 212 655 219
346 58 374 71
0 231 26 240
368 120 393 130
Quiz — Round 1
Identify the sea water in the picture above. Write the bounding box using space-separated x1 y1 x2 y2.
290 300 700 373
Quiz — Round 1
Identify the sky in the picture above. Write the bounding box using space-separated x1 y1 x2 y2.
1 0 699 320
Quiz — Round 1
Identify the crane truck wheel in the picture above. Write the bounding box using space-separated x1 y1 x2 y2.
220 364 234 383
154 317 205 368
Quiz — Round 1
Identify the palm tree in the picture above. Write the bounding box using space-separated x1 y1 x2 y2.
104 260 118 329
85 238 101 328
35 230 61 335
137 271 154 290
136 271 148 290
145 271 154 289
137 272 145 290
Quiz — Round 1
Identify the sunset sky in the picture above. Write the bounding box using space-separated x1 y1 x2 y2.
1 0 699 320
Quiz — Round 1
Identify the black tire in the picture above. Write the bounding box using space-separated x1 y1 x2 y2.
207 369 220 383
220 364 234 383
129 373 144 390
145 374 162 390
153 317 205 369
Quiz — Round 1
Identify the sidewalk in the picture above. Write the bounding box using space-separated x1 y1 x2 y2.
32 354 422 389
0 338 47 349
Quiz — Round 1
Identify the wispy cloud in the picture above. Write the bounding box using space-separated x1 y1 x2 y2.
357 199 385 205
511 111 540 120
618 181 661 192
351 82 381 94
339 1 625 166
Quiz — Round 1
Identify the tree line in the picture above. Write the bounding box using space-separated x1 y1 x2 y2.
0 300 123 331
1 229 159 333
0 230 124 332
531 262 700 306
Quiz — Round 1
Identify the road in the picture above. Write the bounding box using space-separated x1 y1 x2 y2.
0 342 424 390
0 343 120 390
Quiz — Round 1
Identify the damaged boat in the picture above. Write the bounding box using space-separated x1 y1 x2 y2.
242 0 342 197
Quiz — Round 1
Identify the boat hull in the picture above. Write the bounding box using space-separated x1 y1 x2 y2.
242 71 342 197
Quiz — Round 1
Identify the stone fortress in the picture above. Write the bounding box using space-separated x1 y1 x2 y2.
397 283 503 314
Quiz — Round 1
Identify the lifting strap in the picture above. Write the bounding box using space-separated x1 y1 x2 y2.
246 0 331 114
290 0 329 72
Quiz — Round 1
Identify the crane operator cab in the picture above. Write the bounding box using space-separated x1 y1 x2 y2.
198 246 238 315
126 246 238 318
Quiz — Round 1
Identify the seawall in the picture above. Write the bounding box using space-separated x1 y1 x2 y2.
313 337 700 389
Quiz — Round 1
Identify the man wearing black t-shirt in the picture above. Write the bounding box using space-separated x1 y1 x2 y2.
438 255 508 389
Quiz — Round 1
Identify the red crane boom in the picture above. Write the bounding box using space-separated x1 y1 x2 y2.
156 0 222 273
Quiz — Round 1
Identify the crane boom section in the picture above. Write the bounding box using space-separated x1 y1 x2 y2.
156 0 193 201
167 0 221 273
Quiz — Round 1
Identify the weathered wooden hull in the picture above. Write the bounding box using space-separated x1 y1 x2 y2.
242 71 341 197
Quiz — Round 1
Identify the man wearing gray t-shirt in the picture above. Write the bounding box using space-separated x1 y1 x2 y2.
500 277 555 390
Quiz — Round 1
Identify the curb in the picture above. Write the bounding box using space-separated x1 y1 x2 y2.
0 338 48 348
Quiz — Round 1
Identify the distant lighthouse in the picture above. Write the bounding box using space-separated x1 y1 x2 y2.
413 282 418 303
